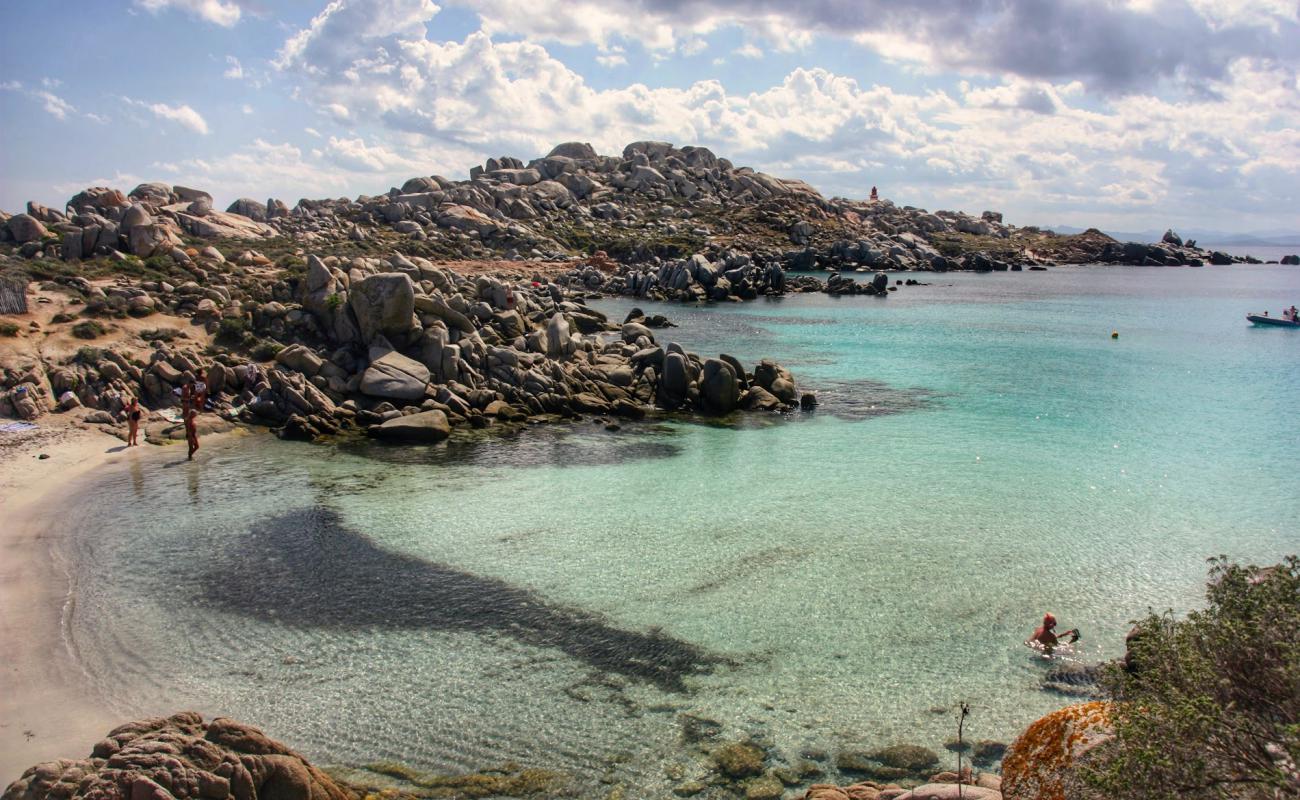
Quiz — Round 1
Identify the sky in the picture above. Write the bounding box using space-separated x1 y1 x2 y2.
1 0 1298 235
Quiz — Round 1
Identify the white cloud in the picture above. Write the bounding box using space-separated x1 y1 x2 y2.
1187 0 1298 31
174 139 352 199
151 102 210 134
304 126 323 137
596 53 627 67
124 97 212 134
33 91 74 120
224 55 245 79
733 42 763 59
442 0 1298 94
241 103 254 114
680 37 708 56
322 135 423 172
4 81 112 124
134 0 242 27
41 77 63 89
960 79 1062 114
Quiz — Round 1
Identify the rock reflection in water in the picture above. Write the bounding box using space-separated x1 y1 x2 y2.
340 424 685 469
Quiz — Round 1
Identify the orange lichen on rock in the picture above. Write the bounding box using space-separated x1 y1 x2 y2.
1001 702 1113 800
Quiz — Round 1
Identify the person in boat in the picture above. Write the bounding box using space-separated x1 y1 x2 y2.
1028 613 1079 651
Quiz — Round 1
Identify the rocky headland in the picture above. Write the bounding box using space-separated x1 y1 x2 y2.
2 139 1284 443
2 140 1282 277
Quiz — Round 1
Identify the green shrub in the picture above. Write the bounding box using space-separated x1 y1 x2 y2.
143 254 172 273
51 312 77 324
74 346 103 364
251 339 283 362
326 292 344 310
141 327 183 342
71 320 106 339
216 317 248 343
1086 557 1300 799
0 321 19 337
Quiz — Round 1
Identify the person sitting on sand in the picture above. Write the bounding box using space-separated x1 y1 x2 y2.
1028 613 1079 652
125 397 142 447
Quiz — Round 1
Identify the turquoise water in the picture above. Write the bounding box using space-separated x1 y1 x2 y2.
58 265 1298 795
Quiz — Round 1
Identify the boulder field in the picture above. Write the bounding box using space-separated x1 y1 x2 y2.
0 253 811 444
2 141 1274 278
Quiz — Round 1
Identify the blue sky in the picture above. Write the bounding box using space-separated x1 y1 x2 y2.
2 0 1298 234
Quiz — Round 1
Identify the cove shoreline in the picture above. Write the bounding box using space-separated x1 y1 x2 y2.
0 420 251 783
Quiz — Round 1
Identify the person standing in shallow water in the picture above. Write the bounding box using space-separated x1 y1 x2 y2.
1028 612 1078 653
125 397 141 447
181 383 199 461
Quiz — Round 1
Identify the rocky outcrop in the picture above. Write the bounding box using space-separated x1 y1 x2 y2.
1 712 355 800
1000 702 1112 800
2 250 803 444
0 140 1264 270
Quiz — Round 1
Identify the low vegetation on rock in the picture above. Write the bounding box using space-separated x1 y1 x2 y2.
1084 557 1300 800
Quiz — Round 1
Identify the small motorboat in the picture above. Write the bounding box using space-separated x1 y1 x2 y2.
1247 313 1300 327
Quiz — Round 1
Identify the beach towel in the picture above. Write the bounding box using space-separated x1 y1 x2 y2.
0 421 38 432
157 408 184 423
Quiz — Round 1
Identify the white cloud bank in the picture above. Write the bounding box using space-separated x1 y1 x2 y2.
449 0 1299 93
263 0 1299 228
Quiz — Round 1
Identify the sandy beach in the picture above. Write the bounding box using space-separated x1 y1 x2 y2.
0 419 168 783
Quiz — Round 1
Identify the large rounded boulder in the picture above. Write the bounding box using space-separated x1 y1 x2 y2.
368 409 450 443
699 358 739 414
348 273 415 344
1001 701 1112 800
2 712 355 800
546 141 598 160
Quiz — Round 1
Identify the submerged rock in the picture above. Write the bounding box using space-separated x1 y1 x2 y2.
713 742 766 778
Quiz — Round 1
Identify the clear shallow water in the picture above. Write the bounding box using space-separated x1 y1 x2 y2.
60 265 1299 795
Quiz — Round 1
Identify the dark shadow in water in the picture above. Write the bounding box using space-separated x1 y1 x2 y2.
199 506 724 692
337 423 684 470
800 379 942 422
669 378 941 431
